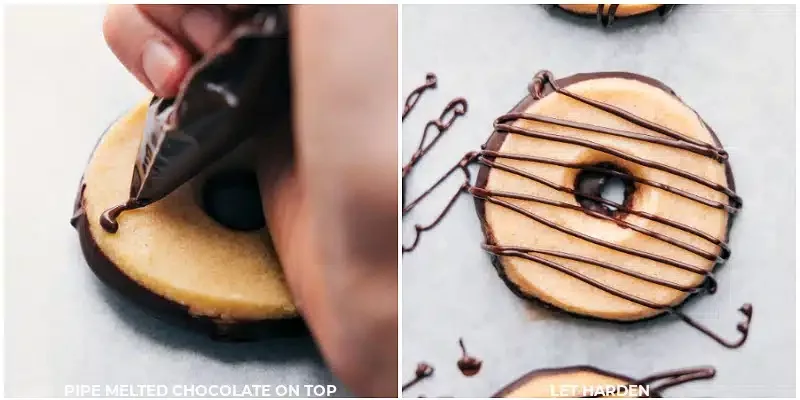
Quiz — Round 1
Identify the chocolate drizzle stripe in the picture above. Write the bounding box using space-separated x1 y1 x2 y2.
473 190 712 275
494 122 740 203
478 155 732 252
483 245 711 293
497 112 726 160
402 98 469 180
531 71 729 160
403 73 438 120
403 363 435 392
597 4 619 28
403 154 474 253
551 4 676 29
484 244 703 310
474 186 720 262
480 152 739 214
478 156 732 253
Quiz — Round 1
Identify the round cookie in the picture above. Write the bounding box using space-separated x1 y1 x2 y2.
493 365 715 398
559 4 661 17
474 71 738 322
494 367 636 398
72 100 302 339
551 4 675 27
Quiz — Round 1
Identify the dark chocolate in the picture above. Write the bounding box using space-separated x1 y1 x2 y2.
404 73 438 120
403 362 435 392
597 4 619 27
402 71 751 349
401 97 470 251
456 338 483 377
401 74 467 209
402 97 469 180
492 365 715 398
99 201 137 234
103 6 292 232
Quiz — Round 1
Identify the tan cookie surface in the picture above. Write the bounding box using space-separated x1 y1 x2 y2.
559 4 662 17
495 368 634 398
483 77 730 321
82 100 296 321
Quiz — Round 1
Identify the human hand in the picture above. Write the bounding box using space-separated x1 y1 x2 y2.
103 4 399 397
103 5 245 97
258 6 398 397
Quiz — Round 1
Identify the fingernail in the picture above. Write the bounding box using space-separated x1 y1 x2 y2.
182 8 225 52
142 40 179 95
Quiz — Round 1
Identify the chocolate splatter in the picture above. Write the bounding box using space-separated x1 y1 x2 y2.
457 338 483 377
403 362 435 392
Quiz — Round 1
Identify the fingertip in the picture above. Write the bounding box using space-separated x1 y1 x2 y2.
141 39 191 98
102 4 191 98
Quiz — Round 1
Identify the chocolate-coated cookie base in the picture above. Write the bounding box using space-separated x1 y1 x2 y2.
72 122 306 341
545 4 677 28
74 211 307 341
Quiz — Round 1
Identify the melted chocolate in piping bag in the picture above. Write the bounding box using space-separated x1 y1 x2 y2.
110 6 291 229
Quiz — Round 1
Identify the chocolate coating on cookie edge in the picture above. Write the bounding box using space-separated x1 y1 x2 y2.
549 4 677 28
73 168 305 340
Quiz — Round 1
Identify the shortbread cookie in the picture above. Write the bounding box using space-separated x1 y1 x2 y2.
493 365 715 398
474 71 740 322
72 101 301 339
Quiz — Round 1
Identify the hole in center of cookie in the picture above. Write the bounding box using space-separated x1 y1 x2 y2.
201 170 266 231
574 163 635 217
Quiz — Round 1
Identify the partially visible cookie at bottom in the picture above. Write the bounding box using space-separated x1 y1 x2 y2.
493 365 715 398
549 4 675 27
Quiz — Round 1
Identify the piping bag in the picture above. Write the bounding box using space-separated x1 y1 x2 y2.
102 6 291 232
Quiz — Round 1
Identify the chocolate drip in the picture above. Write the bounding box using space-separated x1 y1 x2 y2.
550 4 677 28
597 4 619 27
658 4 676 18
403 363 435 392
403 152 477 253
402 98 469 180
100 201 139 233
456 338 483 377
402 71 750 349
404 73 438 120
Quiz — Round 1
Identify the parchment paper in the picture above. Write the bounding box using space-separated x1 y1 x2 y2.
4 5 346 397
402 4 795 398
